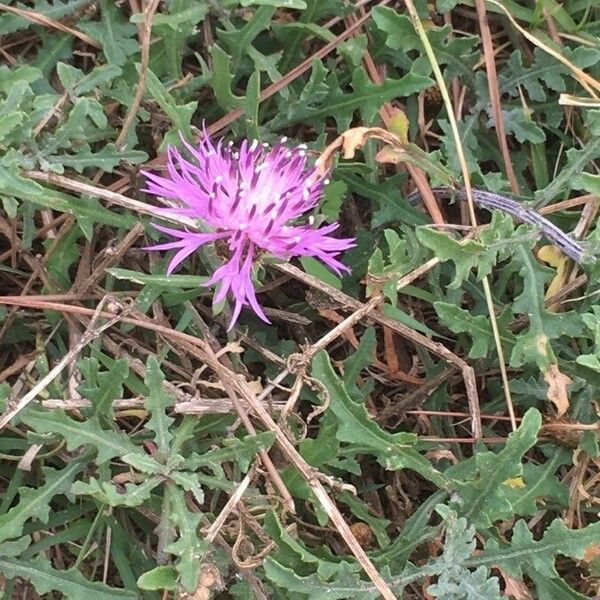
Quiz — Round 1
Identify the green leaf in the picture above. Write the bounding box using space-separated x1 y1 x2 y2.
311 351 447 488
0 555 136 599
78 357 129 417
186 431 275 474
273 65 431 132
536 135 600 206
47 143 148 173
137 566 179 591
264 558 380 600
145 67 196 146
144 357 175 457
107 267 206 288
164 486 208 592
448 409 542 528
373 6 479 80
502 448 570 515
242 0 307 8
510 246 583 369
434 303 515 359
22 410 140 465
416 228 485 288
471 518 600 579
71 477 161 507
0 460 85 543
79 0 138 66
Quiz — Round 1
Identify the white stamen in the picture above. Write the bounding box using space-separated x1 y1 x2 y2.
299 150 306 157
228 140 234 147
250 139 259 151
298 143 308 149
239 223 247 230
255 163 267 173
232 152 239 159
280 136 288 143
303 189 310 200
308 215 315 225
215 175 223 183
294 235 302 243
239 182 246 190
324 178 330 185
262 142 269 147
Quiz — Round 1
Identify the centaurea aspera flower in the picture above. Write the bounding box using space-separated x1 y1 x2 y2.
142 135 355 328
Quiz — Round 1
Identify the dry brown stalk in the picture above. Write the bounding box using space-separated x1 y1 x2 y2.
116 0 161 149
0 4 101 49
276 262 482 439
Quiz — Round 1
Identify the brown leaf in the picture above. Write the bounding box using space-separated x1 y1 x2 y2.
544 363 572 417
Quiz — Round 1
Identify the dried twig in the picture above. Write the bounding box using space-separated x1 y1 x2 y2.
116 0 161 149
0 298 124 429
276 262 482 439
0 4 101 49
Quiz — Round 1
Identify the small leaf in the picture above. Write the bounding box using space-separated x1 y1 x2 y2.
0 460 85 543
144 357 175 457
137 566 179 591
416 227 485 288
0 555 136 599
22 410 140 465
311 351 447 488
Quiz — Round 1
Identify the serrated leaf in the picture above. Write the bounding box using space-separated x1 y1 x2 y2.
434 302 515 359
164 486 208 592
78 357 129 417
502 448 570 515
47 143 148 173
145 67 196 147
471 518 600 580
71 476 161 507
186 431 275 474
264 557 381 600
448 409 542 528
510 246 583 369
273 66 431 132
373 6 479 80
22 410 140 465
311 351 447 488
0 555 136 599
416 227 485 288
107 267 206 288
143 357 174 457
0 460 84 543
79 0 138 66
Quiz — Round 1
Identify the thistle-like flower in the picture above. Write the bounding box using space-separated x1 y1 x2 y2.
142 136 355 328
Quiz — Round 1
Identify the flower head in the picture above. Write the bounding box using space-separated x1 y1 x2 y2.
142 135 355 329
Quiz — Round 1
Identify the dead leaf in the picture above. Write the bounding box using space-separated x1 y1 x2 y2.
315 126 403 175
538 245 571 311
544 363 572 417
503 477 526 489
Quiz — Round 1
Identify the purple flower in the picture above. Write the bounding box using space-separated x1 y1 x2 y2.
142 135 355 329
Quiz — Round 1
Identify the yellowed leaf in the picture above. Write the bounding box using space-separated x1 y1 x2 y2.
538 245 571 312
544 363 572 417
503 477 526 489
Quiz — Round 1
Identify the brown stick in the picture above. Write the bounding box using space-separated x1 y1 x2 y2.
116 0 161 149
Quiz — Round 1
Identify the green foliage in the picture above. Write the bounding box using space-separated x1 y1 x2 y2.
447 410 542 528
1 1 599 598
